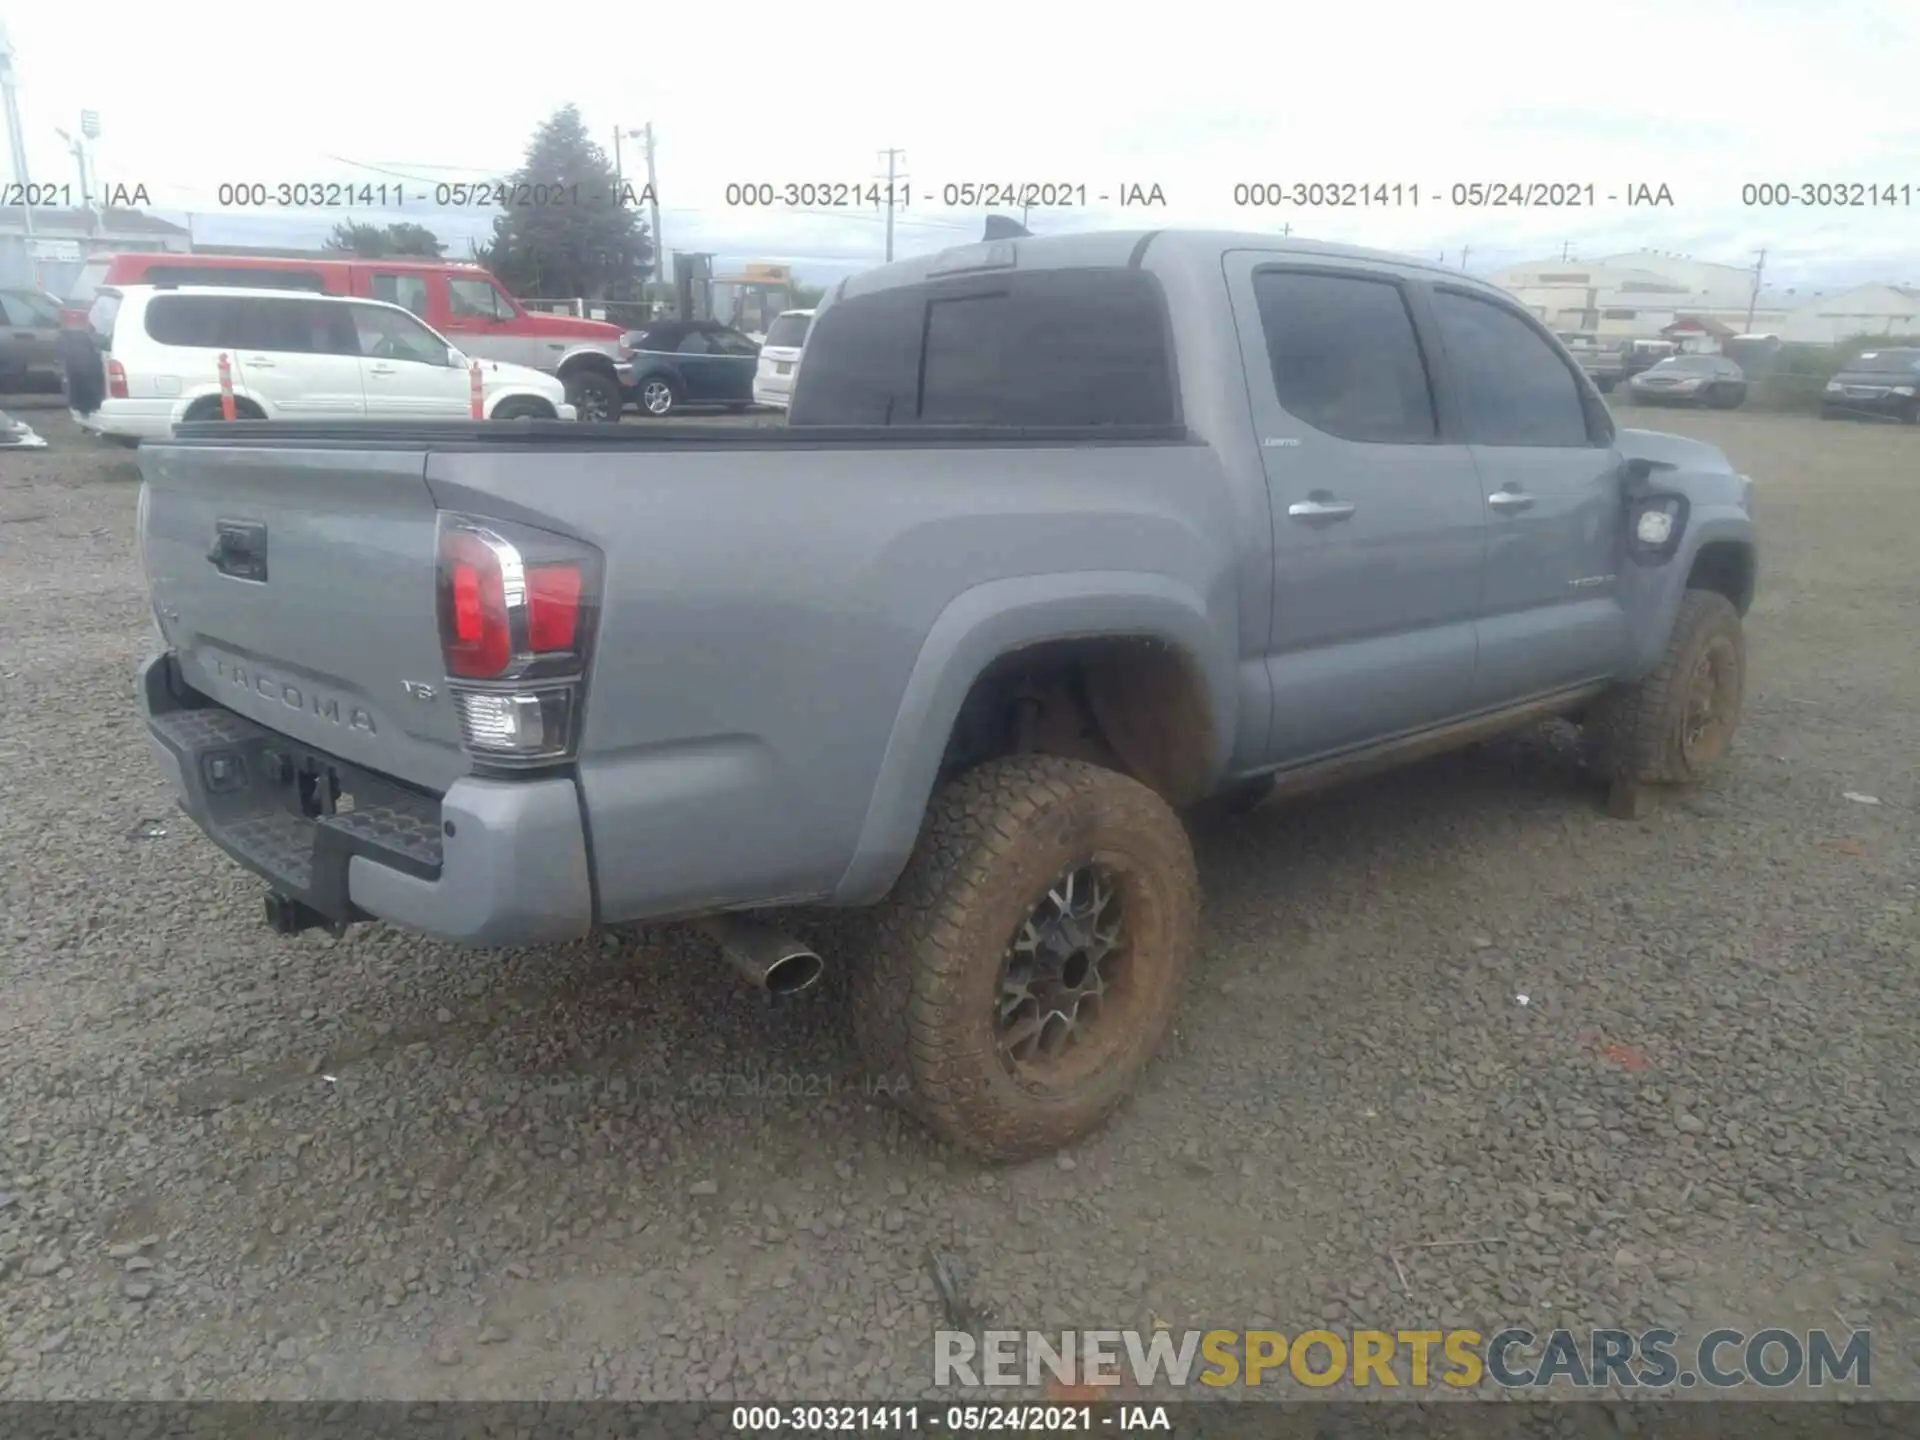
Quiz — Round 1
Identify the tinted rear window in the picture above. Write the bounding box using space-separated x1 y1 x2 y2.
1847 350 1920 374
791 268 1175 427
145 295 234 348
764 313 812 348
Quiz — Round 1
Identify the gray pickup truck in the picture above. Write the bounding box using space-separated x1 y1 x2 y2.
136 229 1757 1160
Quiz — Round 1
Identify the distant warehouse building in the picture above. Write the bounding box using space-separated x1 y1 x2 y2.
1489 250 1920 348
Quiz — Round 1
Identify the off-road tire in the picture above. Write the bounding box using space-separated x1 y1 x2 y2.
181 396 264 423
852 755 1199 1162
564 369 623 424
1585 589 1745 785
491 397 555 421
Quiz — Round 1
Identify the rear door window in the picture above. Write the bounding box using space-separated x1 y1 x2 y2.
1249 269 1437 443
792 267 1175 426
370 272 432 318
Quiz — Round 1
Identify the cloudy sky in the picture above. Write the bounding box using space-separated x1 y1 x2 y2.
7 0 1917 288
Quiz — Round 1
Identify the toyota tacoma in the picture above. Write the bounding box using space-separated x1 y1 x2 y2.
135 230 1757 1160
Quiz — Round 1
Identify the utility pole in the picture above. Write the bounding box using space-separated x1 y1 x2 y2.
1277 222 1292 237
1459 245 1471 270
0 23 33 241
1745 247 1767 333
1560 240 1572 262
643 123 664 299
877 148 906 262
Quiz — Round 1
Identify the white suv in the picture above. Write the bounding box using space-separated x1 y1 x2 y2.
752 308 814 410
70 285 575 443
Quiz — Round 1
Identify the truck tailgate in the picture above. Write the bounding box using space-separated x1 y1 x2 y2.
139 443 468 793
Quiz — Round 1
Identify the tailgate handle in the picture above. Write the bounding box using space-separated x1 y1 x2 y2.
207 520 269 582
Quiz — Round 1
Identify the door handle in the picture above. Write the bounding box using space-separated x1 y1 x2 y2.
1288 496 1357 522
367 364 396 376
1488 489 1535 512
246 355 276 369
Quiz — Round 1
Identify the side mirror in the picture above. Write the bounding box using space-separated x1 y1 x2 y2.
446 348 467 369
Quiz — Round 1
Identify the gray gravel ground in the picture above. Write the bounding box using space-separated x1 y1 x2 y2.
1 399 1916 1402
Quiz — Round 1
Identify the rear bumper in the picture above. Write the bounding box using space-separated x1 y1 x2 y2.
1823 389 1915 420
140 652 594 948
77 399 177 441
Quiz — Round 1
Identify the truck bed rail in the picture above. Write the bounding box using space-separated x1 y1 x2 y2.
165 419 1196 451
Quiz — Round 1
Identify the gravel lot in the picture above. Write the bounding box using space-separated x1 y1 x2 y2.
1 398 1916 1402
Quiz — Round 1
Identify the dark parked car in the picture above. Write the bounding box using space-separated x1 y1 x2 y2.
1821 347 1920 423
1628 354 1747 409
0 287 65 391
619 320 761 417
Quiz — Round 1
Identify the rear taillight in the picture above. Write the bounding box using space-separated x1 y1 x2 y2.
107 359 128 399
435 515 598 764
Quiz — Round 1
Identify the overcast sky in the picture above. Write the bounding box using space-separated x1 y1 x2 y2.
7 0 1917 288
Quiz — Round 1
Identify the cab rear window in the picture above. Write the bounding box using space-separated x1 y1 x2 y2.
790 268 1176 427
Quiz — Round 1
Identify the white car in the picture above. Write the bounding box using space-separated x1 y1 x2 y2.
751 308 814 410
69 284 575 444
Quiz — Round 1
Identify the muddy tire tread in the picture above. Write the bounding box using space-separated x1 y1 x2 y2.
1586 588 1743 784
852 755 1199 1161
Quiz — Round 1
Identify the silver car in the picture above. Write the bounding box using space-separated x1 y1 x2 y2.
1628 354 1747 409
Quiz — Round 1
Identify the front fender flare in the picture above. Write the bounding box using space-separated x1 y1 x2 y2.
831 570 1234 905
1620 508 1755 679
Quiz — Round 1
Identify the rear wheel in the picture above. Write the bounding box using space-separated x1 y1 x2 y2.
852 755 1199 1162
563 369 622 424
1586 589 1745 786
491 397 555 421
181 395 264 423
636 374 680 418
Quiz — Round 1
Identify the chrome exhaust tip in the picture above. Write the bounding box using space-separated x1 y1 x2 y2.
696 916 825 996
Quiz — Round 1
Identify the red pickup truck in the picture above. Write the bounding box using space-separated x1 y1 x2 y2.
62 253 630 421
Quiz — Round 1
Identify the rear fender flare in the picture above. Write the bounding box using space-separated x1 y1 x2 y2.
555 349 621 377
831 571 1233 905
172 385 271 421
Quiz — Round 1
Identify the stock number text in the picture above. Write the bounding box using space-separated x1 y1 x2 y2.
217 182 409 209
724 181 910 208
1741 181 1915 207
1233 181 1419 207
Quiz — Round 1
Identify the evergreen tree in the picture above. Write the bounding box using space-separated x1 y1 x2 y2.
475 106 653 299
